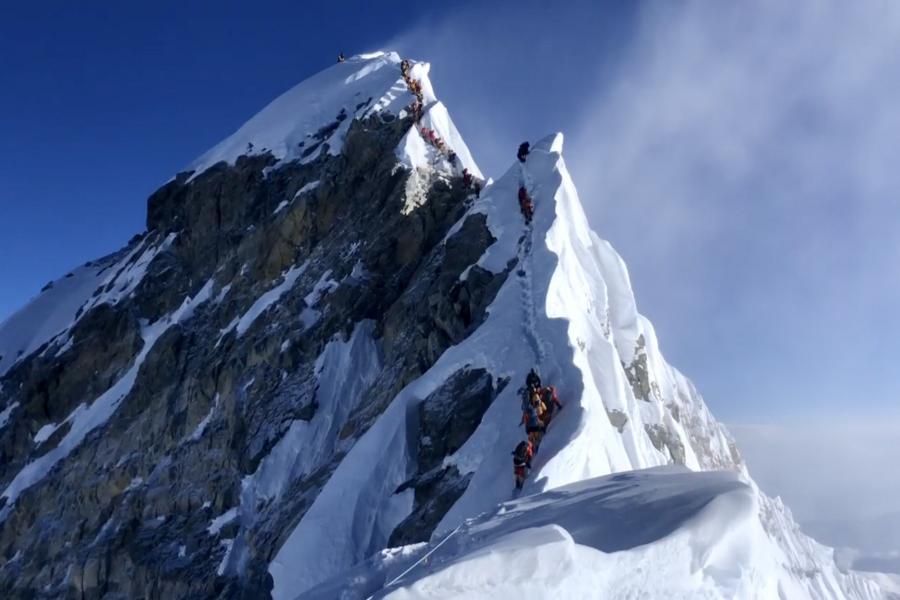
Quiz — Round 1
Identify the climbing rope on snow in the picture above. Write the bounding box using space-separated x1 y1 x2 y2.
375 522 465 596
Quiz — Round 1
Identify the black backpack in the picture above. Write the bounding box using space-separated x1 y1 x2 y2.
513 441 529 464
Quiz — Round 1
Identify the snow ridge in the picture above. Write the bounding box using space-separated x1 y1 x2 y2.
269 132 880 599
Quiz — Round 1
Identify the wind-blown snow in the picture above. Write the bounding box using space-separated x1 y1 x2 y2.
0 279 214 516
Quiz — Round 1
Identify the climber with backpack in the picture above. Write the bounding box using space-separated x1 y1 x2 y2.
517 142 530 162
518 186 534 224
521 391 547 450
526 367 542 391
338 52 346 63
541 385 563 426
512 439 534 490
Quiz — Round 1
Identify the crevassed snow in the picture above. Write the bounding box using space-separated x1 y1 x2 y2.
0 279 214 514
187 52 413 180
234 262 308 337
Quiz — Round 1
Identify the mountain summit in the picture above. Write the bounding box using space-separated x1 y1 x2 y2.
0 53 883 599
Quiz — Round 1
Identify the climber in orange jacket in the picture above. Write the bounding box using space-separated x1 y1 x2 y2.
541 385 563 426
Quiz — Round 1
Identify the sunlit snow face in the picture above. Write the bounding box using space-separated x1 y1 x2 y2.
386 0 900 558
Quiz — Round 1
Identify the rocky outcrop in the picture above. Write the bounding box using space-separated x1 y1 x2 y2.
0 105 506 598
388 367 507 547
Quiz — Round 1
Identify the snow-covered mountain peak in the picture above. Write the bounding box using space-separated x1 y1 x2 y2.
0 54 885 599
187 51 481 181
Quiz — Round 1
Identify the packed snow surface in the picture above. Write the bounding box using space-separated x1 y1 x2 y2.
300 467 787 599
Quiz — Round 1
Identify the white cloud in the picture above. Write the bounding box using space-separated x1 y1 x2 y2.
565 1 900 421
731 420 900 556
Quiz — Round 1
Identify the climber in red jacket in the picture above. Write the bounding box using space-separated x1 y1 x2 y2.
518 186 534 224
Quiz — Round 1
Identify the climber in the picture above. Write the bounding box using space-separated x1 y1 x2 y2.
518 186 534 224
519 386 532 411
541 385 563 426
447 150 457 164
521 392 547 451
337 52 346 63
409 99 422 122
517 141 530 162
512 439 534 490
401 58 411 75
462 168 473 188
525 367 542 390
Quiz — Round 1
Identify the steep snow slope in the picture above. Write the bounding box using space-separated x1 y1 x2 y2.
272 135 880 599
0 262 107 377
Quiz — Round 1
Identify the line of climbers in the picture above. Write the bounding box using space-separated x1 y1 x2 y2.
512 367 563 490
400 59 461 166
338 55 483 202
516 142 534 224
400 58 486 200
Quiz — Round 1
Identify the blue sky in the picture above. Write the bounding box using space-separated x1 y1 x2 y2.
2 1 899 547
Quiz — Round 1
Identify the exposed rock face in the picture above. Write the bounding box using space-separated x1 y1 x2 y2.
0 109 505 598
388 367 508 547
